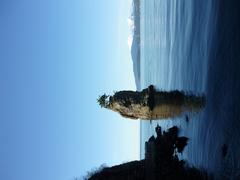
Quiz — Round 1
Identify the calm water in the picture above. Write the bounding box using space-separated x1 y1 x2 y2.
139 0 240 178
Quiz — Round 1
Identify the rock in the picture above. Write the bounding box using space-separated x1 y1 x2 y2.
98 85 206 120
88 126 211 180
221 144 228 158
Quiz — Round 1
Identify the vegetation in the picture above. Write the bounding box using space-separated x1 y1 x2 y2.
97 94 109 108
86 125 212 180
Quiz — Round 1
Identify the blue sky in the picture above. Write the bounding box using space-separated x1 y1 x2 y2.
0 0 139 180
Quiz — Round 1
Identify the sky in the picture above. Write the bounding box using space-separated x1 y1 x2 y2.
0 0 139 180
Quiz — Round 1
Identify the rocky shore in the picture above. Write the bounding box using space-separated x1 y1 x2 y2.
87 126 211 180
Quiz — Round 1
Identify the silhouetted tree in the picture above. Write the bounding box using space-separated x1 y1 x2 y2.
97 94 109 108
87 126 211 180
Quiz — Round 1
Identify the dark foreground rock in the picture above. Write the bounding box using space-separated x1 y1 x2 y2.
87 126 212 180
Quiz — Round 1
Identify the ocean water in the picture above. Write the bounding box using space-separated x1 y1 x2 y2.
139 0 240 178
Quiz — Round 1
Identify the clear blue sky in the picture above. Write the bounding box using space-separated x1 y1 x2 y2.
0 0 139 180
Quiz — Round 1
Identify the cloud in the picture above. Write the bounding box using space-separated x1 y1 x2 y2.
128 35 133 49
127 17 134 49
127 17 135 31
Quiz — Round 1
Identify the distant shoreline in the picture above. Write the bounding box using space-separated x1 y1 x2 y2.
130 0 141 90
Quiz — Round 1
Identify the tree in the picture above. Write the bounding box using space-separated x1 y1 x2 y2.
97 94 109 108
